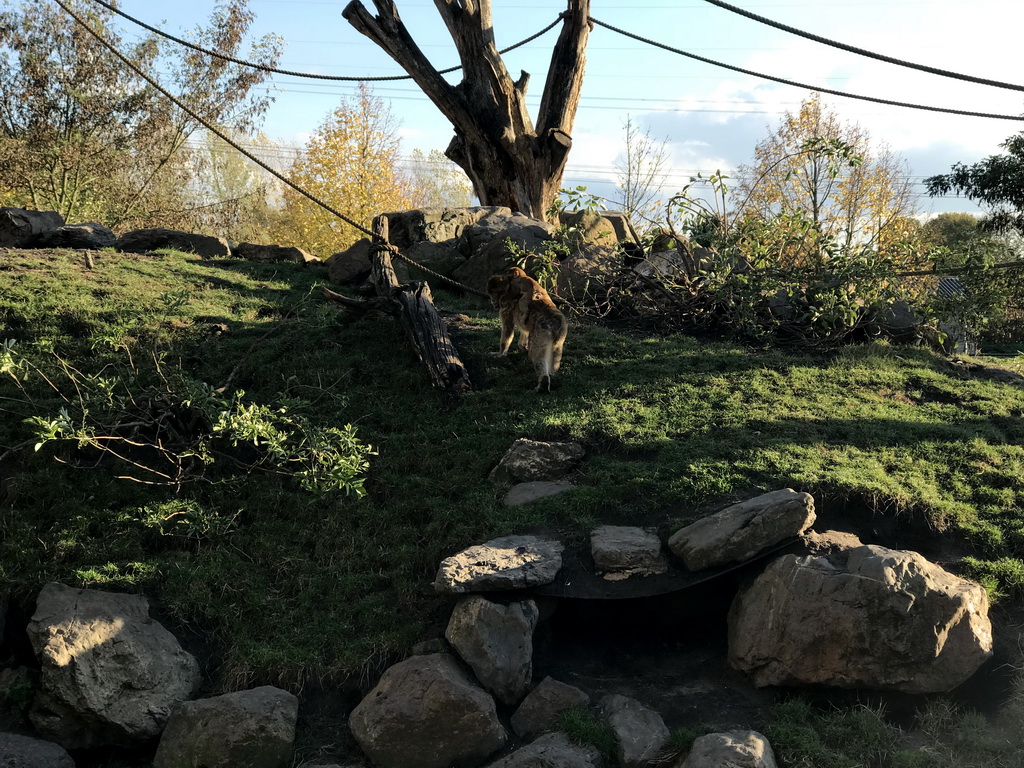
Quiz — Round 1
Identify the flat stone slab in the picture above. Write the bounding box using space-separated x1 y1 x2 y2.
434 535 565 594
668 489 815 571
590 526 668 581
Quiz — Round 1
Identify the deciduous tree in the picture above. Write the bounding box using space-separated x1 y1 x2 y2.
735 96 916 264
273 85 412 256
0 0 281 228
614 116 670 232
926 133 1024 233
405 148 474 209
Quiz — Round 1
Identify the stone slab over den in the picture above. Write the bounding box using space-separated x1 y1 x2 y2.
434 535 565 594
590 526 668 581
668 489 815 572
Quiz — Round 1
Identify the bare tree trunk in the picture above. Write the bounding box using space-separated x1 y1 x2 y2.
343 0 590 220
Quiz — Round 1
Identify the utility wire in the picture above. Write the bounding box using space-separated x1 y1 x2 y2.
588 17 1024 122
699 0 1024 93
85 0 562 82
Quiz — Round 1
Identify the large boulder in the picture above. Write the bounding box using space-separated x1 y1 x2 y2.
0 732 75 768
483 732 601 768
384 207 497 249
326 238 373 284
677 730 777 768
510 676 590 740
489 439 585 484
451 210 555 294
557 209 634 248
27 582 201 749
554 244 620 302
393 240 467 283
233 242 318 265
0 207 64 247
114 228 231 258
599 693 670 768
33 222 116 250
153 686 298 768
434 535 564 594
668 489 816 571
445 596 538 705
728 546 993 693
348 653 506 768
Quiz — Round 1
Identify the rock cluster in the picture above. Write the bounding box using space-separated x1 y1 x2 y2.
325 206 632 296
2 582 298 766
0 205 320 264
0 431 1000 768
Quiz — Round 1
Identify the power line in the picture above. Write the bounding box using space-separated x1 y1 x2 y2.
85 0 562 83
588 17 1024 122
698 0 1024 93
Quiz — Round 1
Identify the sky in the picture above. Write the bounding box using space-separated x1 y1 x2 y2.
107 0 1024 218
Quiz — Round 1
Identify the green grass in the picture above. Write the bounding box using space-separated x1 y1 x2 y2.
2 248 1024 688
557 704 618 760
763 689 1024 768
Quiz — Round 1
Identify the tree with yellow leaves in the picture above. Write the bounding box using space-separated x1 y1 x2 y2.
735 95 916 266
274 85 412 256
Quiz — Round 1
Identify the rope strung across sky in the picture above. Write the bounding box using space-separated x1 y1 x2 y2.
698 0 1024 94
588 17 1024 122
86 0 1024 122
85 0 563 83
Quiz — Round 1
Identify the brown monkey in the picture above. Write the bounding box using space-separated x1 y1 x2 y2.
486 267 567 392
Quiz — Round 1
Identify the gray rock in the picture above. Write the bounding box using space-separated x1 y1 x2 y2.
233 242 318 264
668 489 816 571
33 222 116 249
599 693 669 768
489 439 585 484
484 731 601 768
503 481 575 507
393 241 466 282
114 228 231 258
27 582 201 749
348 653 506 768
0 731 75 768
446 596 538 705
728 546 993 693
678 730 777 768
0 207 64 248
511 676 591 740
451 210 555 294
434 535 564 594
383 207 496 248
591 526 668 581
326 238 373 284
554 244 619 303
153 686 298 768
557 209 633 247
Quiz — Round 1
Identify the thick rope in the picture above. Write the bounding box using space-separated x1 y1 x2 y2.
589 17 1024 122
85 0 561 84
700 0 1024 94
52 0 489 297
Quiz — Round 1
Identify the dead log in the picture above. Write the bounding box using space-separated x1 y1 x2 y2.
351 215 472 393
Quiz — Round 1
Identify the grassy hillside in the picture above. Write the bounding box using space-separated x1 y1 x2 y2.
2 247 1023 697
